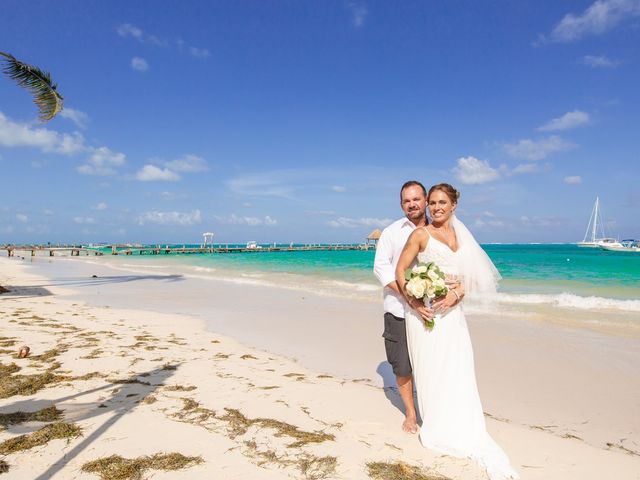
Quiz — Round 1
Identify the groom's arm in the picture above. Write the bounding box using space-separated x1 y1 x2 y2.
373 230 399 292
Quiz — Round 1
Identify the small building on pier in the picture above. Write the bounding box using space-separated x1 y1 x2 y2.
366 229 382 248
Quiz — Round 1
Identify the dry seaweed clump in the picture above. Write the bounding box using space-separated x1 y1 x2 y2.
242 440 337 480
366 461 450 480
0 405 63 428
298 454 338 480
164 384 197 392
0 370 64 399
29 346 68 363
0 458 9 474
0 422 81 454
220 408 335 447
0 285 9 294
81 452 203 480
0 362 20 376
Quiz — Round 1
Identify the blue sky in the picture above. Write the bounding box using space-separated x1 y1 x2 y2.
1 0 638 244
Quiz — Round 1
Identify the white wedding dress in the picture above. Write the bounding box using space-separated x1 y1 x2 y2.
405 233 519 480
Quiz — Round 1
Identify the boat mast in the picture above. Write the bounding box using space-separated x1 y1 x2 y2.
582 197 598 243
592 196 599 243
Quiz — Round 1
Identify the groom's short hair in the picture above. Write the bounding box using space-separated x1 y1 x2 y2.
400 180 427 199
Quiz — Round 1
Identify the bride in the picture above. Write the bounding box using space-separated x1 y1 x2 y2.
395 183 519 480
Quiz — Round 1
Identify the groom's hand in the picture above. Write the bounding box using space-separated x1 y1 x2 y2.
408 298 434 320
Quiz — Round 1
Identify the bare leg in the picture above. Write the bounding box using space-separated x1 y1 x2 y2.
396 374 417 433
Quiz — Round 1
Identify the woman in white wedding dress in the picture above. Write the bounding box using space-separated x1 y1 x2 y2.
395 183 519 480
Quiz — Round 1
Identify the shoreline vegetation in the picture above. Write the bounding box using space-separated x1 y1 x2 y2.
1 257 639 479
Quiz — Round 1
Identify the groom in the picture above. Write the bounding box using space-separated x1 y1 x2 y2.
374 180 431 433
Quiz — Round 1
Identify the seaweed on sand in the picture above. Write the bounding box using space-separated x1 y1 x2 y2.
0 422 81 454
0 405 63 428
219 408 335 448
0 369 65 399
81 452 203 480
366 461 450 480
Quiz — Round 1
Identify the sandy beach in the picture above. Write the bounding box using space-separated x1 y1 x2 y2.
1 255 639 479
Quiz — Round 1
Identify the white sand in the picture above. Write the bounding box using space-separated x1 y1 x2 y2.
1 256 639 479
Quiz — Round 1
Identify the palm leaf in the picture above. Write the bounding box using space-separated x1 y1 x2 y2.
0 51 64 122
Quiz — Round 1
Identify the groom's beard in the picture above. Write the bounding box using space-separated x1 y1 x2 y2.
406 210 425 220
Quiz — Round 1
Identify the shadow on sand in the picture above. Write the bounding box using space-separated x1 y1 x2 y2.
1 365 179 479
376 361 422 423
0 274 184 299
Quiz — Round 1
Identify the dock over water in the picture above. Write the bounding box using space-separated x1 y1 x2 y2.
1 243 374 257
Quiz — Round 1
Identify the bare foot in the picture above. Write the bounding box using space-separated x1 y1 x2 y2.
402 416 418 434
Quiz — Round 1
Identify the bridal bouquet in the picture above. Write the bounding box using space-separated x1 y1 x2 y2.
404 262 448 329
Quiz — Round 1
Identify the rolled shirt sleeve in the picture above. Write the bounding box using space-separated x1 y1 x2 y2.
374 228 397 287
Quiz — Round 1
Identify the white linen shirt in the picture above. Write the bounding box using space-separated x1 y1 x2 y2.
373 217 417 317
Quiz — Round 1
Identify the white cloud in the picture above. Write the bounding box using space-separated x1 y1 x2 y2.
474 218 505 228
116 23 144 40
117 23 208 57
92 202 108 211
43 209 54 216
131 57 149 72
512 163 540 174
77 147 126 176
163 154 208 172
214 214 278 226
60 108 89 129
503 136 576 161
520 216 566 227
347 2 368 27
452 156 501 185
160 191 188 200
73 216 96 224
0 111 86 155
564 175 582 184
135 165 180 182
546 0 640 43
137 209 202 226
227 172 295 199
331 185 347 192
188 46 210 58
16 213 28 223
1 225 14 234
326 217 392 228
537 110 590 132
117 23 167 47
581 54 621 68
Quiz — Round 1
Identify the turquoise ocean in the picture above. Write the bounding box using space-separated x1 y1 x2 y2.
92 243 640 330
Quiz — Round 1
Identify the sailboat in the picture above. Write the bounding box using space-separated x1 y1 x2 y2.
600 239 640 253
577 197 623 248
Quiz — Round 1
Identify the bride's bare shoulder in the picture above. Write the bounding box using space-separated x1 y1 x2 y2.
407 226 430 245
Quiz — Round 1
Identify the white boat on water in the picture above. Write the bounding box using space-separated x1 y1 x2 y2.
600 239 640 253
576 197 623 248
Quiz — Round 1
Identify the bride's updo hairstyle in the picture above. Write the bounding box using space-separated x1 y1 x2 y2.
427 183 460 204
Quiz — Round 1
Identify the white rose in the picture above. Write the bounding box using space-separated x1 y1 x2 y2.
434 278 446 289
412 265 427 274
426 285 436 298
427 269 440 281
407 278 426 298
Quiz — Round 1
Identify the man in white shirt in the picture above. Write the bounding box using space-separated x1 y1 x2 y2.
374 180 431 433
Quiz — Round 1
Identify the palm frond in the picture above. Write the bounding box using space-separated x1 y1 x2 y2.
0 51 64 122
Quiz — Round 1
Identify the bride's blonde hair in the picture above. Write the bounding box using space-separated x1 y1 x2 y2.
428 183 460 204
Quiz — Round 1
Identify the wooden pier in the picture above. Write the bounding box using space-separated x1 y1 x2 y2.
0 246 104 257
109 244 372 255
1 243 373 257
